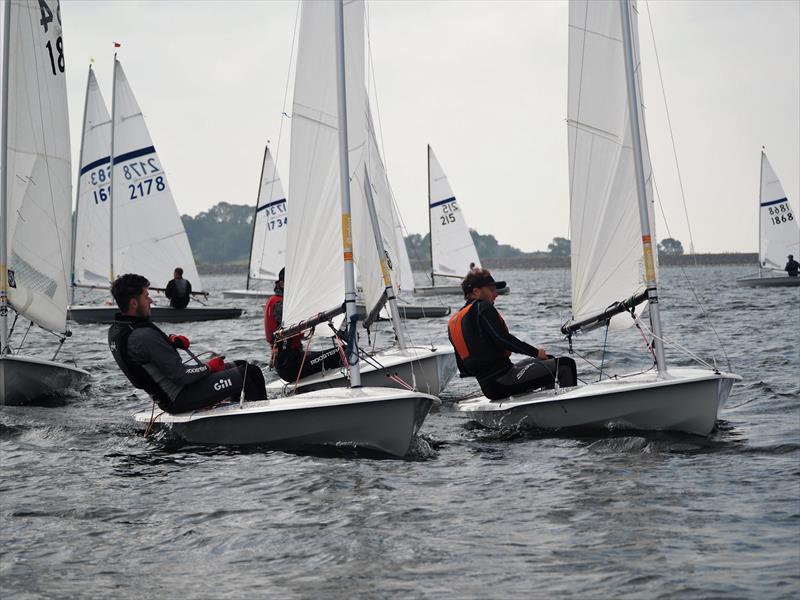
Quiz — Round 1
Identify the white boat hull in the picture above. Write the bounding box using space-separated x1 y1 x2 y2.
221 289 273 300
133 387 437 457
414 284 510 296
735 276 800 287
266 345 457 397
0 355 91 405
456 368 740 436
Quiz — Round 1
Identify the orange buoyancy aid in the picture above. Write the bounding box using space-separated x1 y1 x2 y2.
448 300 513 378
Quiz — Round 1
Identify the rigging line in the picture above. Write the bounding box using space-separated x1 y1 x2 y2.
23 8 71 299
633 315 717 371
642 1 732 372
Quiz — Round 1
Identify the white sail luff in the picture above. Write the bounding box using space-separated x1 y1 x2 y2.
759 151 799 270
427 146 479 284
1 0 11 350
248 145 287 285
110 60 202 291
3 0 73 335
73 67 113 289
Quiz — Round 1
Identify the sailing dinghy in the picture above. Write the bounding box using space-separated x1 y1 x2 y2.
457 0 739 436
1 0 90 404
134 0 436 457
414 146 510 296
736 150 799 287
68 59 241 323
221 144 286 300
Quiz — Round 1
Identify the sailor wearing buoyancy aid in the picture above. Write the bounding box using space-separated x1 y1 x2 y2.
109 273 266 413
447 269 577 400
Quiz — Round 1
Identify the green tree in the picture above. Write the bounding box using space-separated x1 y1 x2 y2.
182 202 253 264
547 237 571 256
658 237 684 256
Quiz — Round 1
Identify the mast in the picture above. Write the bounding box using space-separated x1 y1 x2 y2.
620 0 666 374
363 166 408 349
109 54 118 284
0 0 11 355
427 144 433 287
334 0 361 387
71 65 93 304
245 144 269 291
758 147 765 277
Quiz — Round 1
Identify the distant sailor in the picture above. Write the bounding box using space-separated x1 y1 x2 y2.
109 273 266 413
448 268 577 400
264 268 344 382
165 267 192 309
785 255 799 277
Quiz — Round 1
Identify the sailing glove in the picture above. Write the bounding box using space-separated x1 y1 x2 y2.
168 334 190 350
206 356 226 373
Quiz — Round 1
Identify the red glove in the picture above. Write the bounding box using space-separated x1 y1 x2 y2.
206 356 226 373
168 334 190 350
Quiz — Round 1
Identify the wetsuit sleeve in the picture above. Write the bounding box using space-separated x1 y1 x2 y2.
273 299 283 328
128 329 209 385
165 280 175 299
477 302 540 357
187 280 192 296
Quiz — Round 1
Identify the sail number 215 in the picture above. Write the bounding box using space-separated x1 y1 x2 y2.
38 0 64 76
440 201 459 226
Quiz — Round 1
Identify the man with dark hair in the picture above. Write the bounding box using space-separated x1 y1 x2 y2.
785 255 799 277
264 267 343 382
165 267 192 309
448 268 577 400
109 273 266 413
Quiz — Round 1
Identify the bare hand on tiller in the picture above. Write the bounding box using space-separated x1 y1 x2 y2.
537 348 547 359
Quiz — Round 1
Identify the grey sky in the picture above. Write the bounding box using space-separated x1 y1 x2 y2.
60 0 799 254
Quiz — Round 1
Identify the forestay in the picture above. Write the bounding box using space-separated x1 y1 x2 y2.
428 146 479 283
3 0 72 334
73 67 113 288
283 0 367 328
248 146 287 283
566 0 657 331
759 151 798 270
110 59 202 291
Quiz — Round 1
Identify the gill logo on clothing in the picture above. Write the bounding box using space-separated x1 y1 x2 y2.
213 378 233 391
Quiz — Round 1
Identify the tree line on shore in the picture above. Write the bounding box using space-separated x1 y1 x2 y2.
181 202 691 267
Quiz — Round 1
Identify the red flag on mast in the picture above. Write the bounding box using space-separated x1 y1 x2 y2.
113 42 121 48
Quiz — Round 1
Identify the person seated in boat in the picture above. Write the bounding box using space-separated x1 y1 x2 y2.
785 255 799 277
109 273 266 413
165 267 192 309
265 267 344 382
447 268 577 401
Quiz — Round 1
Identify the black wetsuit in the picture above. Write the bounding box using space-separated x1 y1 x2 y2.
108 314 266 413
165 277 192 309
448 299 577 400
785 259 800 277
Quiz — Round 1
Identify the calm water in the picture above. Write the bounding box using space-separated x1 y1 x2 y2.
2 266 798 598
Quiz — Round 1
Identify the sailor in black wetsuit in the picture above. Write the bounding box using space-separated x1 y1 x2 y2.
448 269 577 400
785 255 799 277
108 273 266 413
165 267 192 309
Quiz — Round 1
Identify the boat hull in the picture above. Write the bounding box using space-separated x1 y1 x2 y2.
735 276 800 287
266 346 457 397
221 289 273 300
456 368 740 436
68 305 243 324
133 387 436 457
355 303 450 319
0 355 91 405
414 284 510 296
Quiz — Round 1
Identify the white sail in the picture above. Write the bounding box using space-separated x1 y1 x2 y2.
759 151 799 270
428 146 480 283
110 59 202 291
248 146 287 283
567 0 657 330
73 67 112 287
283 0 366 328
392 199 415 293
3 0 72 335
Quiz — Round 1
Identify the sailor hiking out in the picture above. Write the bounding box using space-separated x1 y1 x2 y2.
109 274 266 413
448 269 577 400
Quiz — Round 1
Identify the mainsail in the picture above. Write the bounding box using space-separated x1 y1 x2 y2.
759 151 798 270
110 59 202 291
73 67 112 288
248 146 287 284
282 0 368 328
391 199 415 293
566 0 657 331
2 0 72 335
428 146 480 284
